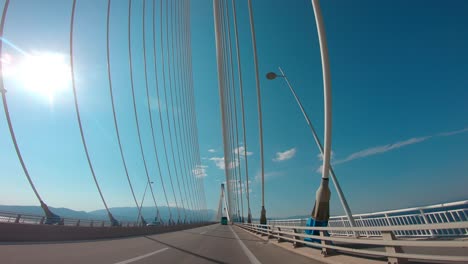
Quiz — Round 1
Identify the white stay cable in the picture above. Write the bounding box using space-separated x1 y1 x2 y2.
213 0 233 220
247 0 266 216
231 0 251 222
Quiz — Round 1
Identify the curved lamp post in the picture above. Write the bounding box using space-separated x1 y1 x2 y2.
268 0 337 238
266 68 356 229
310 0 332 230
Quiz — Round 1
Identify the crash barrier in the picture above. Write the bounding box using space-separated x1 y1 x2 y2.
237 221 468 264
266 200 468 238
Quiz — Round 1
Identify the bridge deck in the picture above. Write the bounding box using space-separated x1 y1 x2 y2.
0 224 318 264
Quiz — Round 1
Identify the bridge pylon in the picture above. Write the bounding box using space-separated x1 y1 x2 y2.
108 212 119 227
217 184 231 223
140 216 147 227
40 201 61 225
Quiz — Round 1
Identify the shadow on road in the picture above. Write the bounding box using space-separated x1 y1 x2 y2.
182 230 261 242
144 236 228 264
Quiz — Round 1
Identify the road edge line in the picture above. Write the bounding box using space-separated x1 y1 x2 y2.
229 225 262 264
114 247 169 264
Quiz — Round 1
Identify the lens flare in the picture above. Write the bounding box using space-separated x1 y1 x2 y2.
5 51 71 103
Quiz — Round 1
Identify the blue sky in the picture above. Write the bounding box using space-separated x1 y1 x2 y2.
0 0 467 219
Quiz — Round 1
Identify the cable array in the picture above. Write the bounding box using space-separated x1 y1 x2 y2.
212 0 258 222
0 0 207 224
106 0 143 224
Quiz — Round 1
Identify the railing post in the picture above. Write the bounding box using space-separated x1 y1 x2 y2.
419 209 434 237
14 214 21 223
292 228 303 248
381 231 407 264
277 227 284 242
319 231 333 257
260 225 267 236
462 210 468 235
40 216 45 225
101 221 105 227
90 220 94 227
267 226 273 239
384 213 391 226
341 216 348 236
76 219 80 227
360 216 370 237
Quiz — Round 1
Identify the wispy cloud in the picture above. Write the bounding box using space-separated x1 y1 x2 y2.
149 96 165 112
315 151 335 174
237 180 252 194
437 127 468 137
209 157 239 170
208 149 216 153
209 157 224 169
324 126 468 170
273 147 296 162
233 146 253 157
255 171 284 182
316 151 335 161
192 165 208 178
223 180 252 195
334 136 431 165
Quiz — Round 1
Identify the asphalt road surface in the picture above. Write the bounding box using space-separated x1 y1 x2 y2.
0 224 322 264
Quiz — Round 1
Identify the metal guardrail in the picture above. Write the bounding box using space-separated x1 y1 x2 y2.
237 222 468 264
0 211 139 227
266 200 468 238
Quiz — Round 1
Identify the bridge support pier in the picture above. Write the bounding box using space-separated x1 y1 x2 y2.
40 201 61 225
277 227 284 243
292 228 304 248
108 212 119 227
260 206 267 225
140 216 147 227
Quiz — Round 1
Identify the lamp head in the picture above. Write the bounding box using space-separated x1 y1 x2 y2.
266 72 278 80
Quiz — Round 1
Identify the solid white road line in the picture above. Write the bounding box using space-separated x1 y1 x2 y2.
229 225 262 264
114 247 169 264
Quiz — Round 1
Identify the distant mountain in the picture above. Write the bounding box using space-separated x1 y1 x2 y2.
0 205 216 222
89 206 217 222
0 205 92 219
272 215 309 220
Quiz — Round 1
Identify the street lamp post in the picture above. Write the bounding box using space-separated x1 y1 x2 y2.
309 0 332 233
266 68 357 230
137 181 153 226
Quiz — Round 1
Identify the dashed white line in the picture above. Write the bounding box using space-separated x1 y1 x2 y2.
229 225 262 264
200 231 207 235
114 247 169 264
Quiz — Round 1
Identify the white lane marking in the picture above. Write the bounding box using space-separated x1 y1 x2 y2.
114 247 169 264
200 231 207 235
229 225 262 264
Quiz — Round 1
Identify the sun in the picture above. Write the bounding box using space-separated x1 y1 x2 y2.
14 52 71 103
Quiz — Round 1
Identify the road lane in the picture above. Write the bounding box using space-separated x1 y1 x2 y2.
114 247 169 264
0 224 324 264
0 234 169 264
229 225 261 264
230 225 320 264
140 224 251 263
